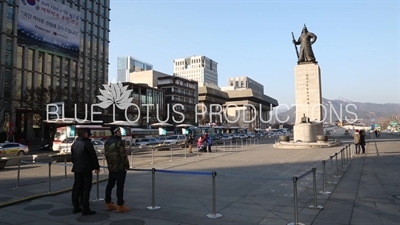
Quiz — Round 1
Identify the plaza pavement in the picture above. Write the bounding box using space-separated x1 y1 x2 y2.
0 134 398 225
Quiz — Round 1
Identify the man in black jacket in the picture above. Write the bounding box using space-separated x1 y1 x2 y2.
71 128 100 215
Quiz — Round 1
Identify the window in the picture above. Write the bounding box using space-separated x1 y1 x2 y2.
7 6 13 21
27 50 33 70
37 52 44 73
26 72 33 88
64 58 70 77
35 74 42 88
5 53 12 66
54 56 61 76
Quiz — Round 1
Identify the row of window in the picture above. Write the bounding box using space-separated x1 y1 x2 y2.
8 47 106 82
171 95 195 104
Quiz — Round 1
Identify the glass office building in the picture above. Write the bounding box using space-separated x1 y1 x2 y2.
117 56 153 82
0 0 111 141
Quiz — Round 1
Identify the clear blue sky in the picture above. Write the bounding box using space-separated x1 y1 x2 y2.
108 0 399 105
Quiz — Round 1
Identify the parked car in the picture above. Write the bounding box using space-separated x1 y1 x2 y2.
163 135 187 146
220 135 233 140
0 142 29 156
91 140 105 154
58 138 76 153
135 138 160 147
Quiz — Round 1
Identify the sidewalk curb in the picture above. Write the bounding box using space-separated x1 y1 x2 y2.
0 178 108 209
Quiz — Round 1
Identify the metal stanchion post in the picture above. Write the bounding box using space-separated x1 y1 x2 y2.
48 162 52 193
151 147 155 164
308 168 324 209
14 159 21 189
223 141 226 151
319 160 331 195
206 171 222 219
241 139 243 148
130 150 133 168
170 144 174 161
328 156 337 184
92 172 104 201
341 149 345 170
235 140 237 149
62 154 68 180
102 154 106 173
230 140 232 150
147 168 161 210
334 153 341 178
287 176 304 225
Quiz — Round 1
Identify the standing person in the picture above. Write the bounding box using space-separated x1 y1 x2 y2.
374 129 378 138
359 129 366 154
186 134 193 153
353 129 360 154
207 135 213 152
104 126 130 213
71 128 100 215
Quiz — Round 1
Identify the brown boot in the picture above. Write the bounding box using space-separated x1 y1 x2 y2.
105 202 117 211
116 204 130 213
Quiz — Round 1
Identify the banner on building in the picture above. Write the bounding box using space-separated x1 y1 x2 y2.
17 0 81 60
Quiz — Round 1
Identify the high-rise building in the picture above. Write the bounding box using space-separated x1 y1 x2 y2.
228 76 264 94
117 56 153 82
173 55 218 86
0 0 111 141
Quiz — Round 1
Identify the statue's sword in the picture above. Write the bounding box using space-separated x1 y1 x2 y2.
291 32 299 59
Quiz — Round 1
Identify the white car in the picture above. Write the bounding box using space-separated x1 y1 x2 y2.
163 135 187 145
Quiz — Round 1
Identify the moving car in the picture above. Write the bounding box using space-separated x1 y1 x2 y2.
0 142 29 156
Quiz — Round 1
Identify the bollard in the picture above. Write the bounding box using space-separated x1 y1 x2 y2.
150 147 155 164
230 140 232 150
206 171 222 219
287 176 305 225
147 168 161 210
63 154 68 180
341 149 345 171
241 139 243 148
92 172 104 201
130 150 133 168
235 140 237 149
170 144 174 161
319 160 331 195
14 159 21 189
334 153 341 178
327 156 337 184
308 168 324 209
223 141 226 151
48 162 52 193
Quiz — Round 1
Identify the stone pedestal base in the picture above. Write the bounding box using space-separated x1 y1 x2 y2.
293 123 323 142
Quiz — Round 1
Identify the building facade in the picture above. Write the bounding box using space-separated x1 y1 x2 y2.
117 56 153 82
228 76 264 94
173 55 218 86
116 82 166 128
157 76 198 125
128 70 169 88
0 0 111 141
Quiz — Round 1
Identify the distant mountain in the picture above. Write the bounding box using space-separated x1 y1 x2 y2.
273 98 400 125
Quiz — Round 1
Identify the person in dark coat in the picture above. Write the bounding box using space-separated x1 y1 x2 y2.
359 129 366 154
71 128 100 215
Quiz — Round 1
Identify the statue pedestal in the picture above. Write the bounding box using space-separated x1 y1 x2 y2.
294 63 322 123
293 123 323 142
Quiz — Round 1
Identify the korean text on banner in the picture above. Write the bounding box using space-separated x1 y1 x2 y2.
17 0 81 60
